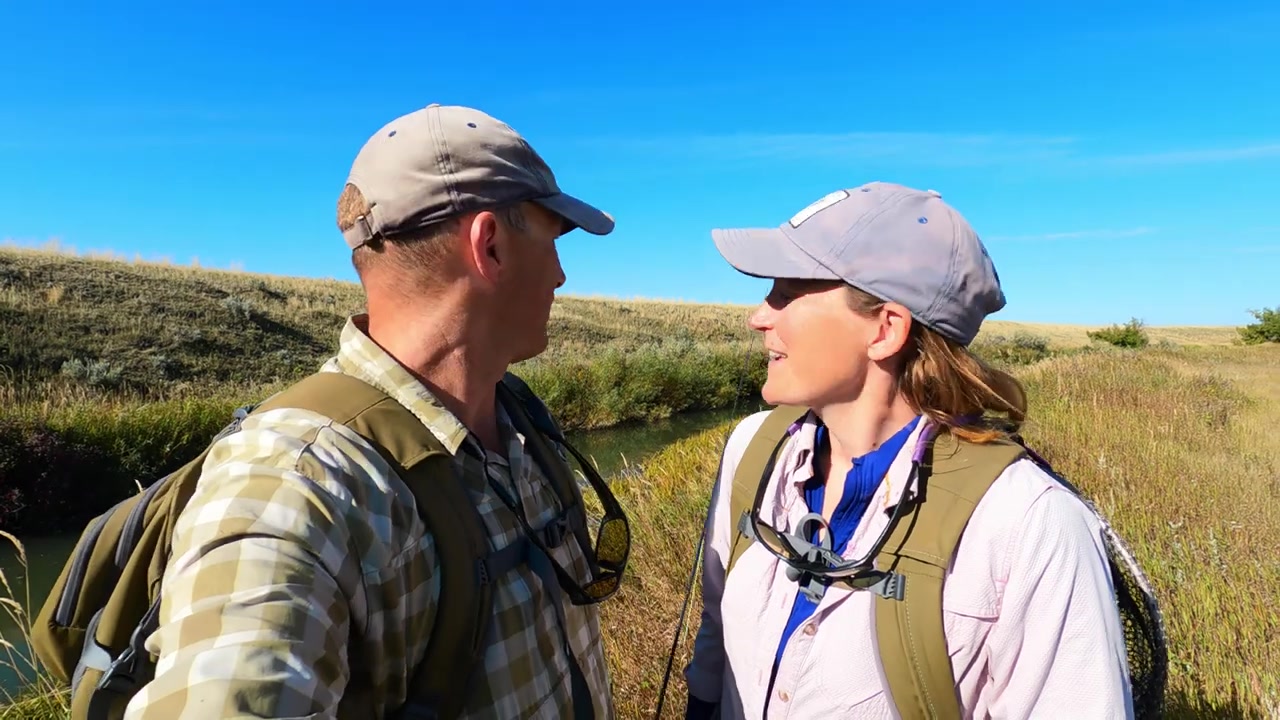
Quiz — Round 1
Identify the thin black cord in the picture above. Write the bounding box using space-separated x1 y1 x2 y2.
653 527 706 719
653 334 756 719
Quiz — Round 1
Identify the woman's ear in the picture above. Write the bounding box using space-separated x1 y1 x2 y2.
867 302 913 361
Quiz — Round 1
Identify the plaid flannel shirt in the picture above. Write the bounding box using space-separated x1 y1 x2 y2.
124 315 614 720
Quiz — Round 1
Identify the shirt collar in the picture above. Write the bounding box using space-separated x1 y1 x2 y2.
323 313 474 456
782 412 820 489
779 410 924 487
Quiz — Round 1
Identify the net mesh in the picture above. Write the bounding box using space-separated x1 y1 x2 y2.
1050 465 1169 719
1100 516 1168 719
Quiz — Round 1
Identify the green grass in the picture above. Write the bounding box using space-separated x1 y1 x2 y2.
0 244 1130 537
0 247 774 535
596 344 1280 719
0 532 70 719
2 244 1275 717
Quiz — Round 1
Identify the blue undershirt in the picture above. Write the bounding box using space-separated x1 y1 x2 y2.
772 415 921 671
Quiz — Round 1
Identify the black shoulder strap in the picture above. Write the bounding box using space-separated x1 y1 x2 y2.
500 371 565 442
497 372 595 556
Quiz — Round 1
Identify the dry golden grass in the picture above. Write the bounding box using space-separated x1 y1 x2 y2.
600 344 1280 719
2 242 1275 717
1 244 1243 363
0 532 70 719
975 319 1240 348
2 347 1277 717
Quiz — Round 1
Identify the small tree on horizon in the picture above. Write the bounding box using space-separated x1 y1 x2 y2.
1088 318 1150 349
1237 306 1280 345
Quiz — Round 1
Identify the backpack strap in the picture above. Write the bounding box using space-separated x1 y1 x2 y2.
498 372 595 567
725 405 809 575
497 372 598 720
253 370 494 720
721 410 1028 719
873 430 1026 720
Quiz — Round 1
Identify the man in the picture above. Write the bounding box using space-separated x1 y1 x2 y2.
124 104 618 719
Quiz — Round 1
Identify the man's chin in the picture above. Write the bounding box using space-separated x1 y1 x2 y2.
508 337 549 365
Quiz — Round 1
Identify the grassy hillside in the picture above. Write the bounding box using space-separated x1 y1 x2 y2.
0 247 776 535
5 343 1278 718
597 343 1279 719
0 245 764 395
976 319 1239 347
0 245 1240 398
0 244 1255 538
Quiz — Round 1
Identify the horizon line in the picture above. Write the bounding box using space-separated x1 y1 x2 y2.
0 241 1245 329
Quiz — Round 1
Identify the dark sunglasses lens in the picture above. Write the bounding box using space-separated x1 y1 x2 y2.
754 517 875 577
753 518 810 561
594 516 630 567
583 572 621 600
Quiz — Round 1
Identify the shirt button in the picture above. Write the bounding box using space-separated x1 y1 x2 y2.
778 690 791 702
803 624 816 636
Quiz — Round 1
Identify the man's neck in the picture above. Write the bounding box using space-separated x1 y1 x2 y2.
363 299 509 454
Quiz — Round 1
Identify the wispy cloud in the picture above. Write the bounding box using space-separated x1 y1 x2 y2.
572 131 1079 168
0 131 340 152
572 131 1280 171
1070 8 1280 49
986 227 1157 242
1092 143 1280 167
1231 245 1280 256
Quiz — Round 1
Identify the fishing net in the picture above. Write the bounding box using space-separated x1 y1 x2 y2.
1099 507 1169 719
1044 467 1169 719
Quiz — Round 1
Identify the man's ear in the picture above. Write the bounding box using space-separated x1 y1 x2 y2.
464 211 505 286
867 302 913 362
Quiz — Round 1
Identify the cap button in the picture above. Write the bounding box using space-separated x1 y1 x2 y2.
926 189 942 198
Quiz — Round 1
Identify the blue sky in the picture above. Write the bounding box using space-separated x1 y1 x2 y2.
2 1 1277 327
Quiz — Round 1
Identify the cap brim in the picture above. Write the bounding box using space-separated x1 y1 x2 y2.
711 227 840 281
534 193 615 236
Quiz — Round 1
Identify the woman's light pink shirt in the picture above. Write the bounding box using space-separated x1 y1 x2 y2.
684 410 1134 719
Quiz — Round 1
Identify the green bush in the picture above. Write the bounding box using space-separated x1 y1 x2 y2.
516 341 765 430
1238 307 1280 345
0 397 241 535
972 331 1052 366
1088 318 1150 348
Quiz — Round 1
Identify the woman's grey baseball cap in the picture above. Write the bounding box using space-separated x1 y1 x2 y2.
340 104 614 249
712 181 1005 346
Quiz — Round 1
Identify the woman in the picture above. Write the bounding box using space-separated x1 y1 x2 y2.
683 182 1133 719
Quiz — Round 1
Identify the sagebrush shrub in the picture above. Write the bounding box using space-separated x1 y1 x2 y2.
1088 318 1150 348
1238 307 1280 345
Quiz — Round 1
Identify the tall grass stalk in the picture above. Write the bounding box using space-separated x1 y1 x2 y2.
0 531 69 719
601 347 1280 719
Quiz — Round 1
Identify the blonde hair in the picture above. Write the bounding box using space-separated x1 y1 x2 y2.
846 285 1027 443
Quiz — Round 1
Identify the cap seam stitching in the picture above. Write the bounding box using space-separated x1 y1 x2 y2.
779 226 840 280
431 107 462 219
828 190 908 269
511 130 552 195
924 204 963 340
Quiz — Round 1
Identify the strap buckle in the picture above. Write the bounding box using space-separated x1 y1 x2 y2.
541 515 568 548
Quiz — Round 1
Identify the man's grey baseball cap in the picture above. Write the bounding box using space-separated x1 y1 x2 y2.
341 104 614 249
712 181 1005 346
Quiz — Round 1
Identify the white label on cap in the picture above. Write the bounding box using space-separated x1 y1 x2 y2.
789 190 850 228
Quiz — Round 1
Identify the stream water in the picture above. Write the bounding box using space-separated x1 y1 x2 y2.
0 406 746 701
